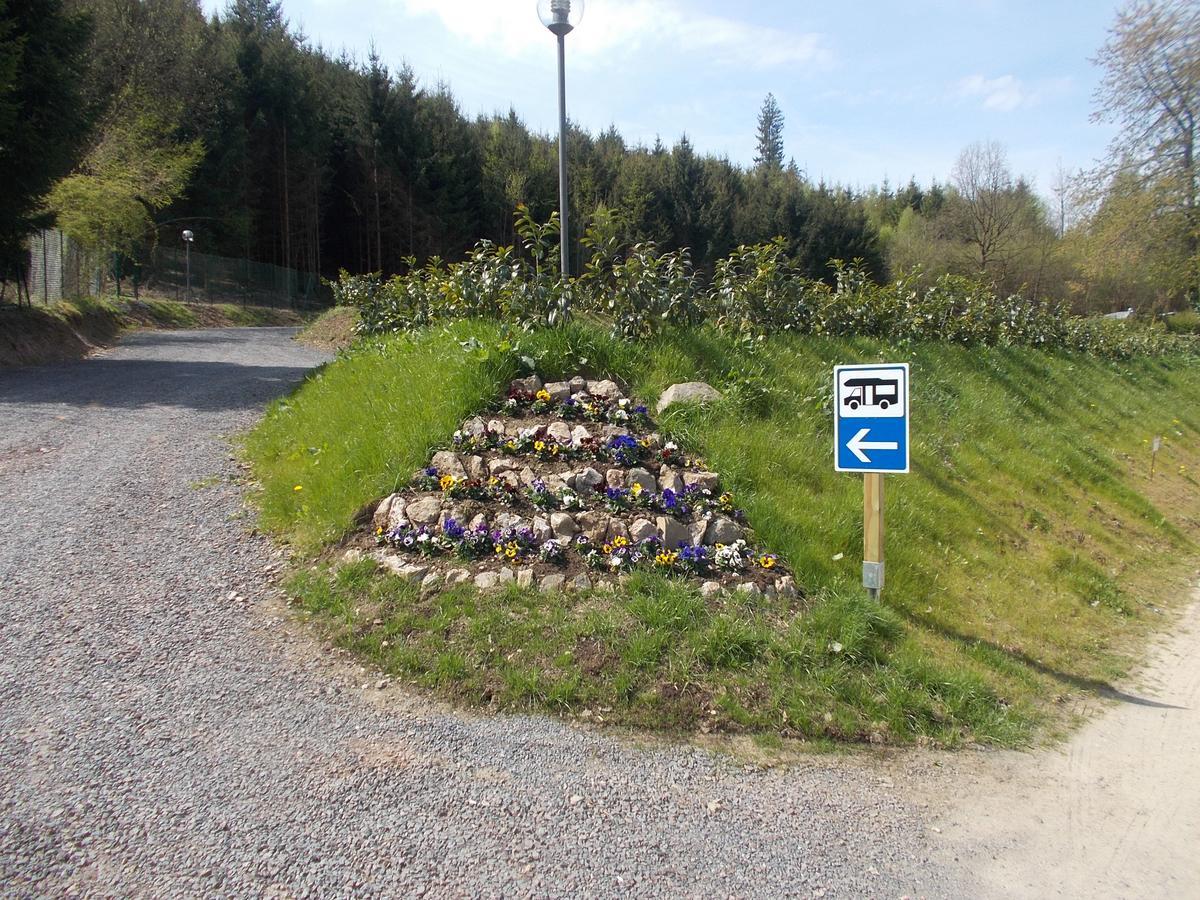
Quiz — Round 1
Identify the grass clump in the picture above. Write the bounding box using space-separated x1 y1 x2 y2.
247 319 1200 745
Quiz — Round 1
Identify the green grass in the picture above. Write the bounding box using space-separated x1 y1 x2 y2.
246 320 1200 745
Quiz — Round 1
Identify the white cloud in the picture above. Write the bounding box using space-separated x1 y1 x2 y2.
956 74 1027 112
398 0 827 70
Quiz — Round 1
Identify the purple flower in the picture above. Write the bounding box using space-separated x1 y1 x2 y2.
424 466 438 477
609 435 638 450
661 488 677 509
633 405 648 415
443 518 464 540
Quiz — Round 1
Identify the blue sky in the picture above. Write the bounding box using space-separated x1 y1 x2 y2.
205 0 1122 198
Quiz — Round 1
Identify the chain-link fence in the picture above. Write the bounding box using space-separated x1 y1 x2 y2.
9 229 330 310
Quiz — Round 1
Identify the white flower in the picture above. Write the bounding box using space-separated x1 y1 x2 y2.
618 398 629 408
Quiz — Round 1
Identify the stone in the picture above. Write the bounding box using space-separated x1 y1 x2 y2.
629 518 656 543
510 375 543 394
474 572 501 590
516 568 535 589
561 472 578 490
519 466 538 487
532 517 553 543
540 574 567 592
406 497 442 526
606 519 630 543
688 520 708 548
571 574 593 592
570 425 592 447
420 573 443 593
682 470 720 492
626 467 657 494
498 472 520 490
657 516 691 550
341 548 364 565
544 381 571 401
488 419 507 437
595 580 616 593
568 376 588 394
606 468 625 489
577 512 609 543
430 450 466 479
704 516 743 545
494 512 525 532
600 425 630 442
464 416 488 437
466 455 486 480
399 563 430 581
468 513 489 532
373 494 398 529
496 568 515 584
550 512 579 538
700 581 723 599
656 381 722 414
763 584 778 600
445 568 472 586
775 576 798 598
488 458 518 476
575 467 604 492
547 421 572 444
658 471 684 495
735 582 763 599
587 379 623 400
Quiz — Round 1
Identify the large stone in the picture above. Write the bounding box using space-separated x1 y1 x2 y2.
600 425 630 442
516 568 535 589
700 581 723 599
544 381 571 401
474 572 501 590
577 512 610 543
532 517 553 543
704 516 743 545
587 379 623 400
510 375 543 394
606 519 630 542
688 519 708 548
466 455 486 480
373 494 399 529
540 574 567 593
444 568 472 586
658 470 684 496
626 467 657 494
464 416 488 437
488 419 507 437
406 496 442 526
488 458 519 476
657 516 691 550
547 421 572 444
570 425 592 448
430 450 466 479
568 376 588 394
468 513 489 532
571 574 593 592
550 512 579 538
606 468 625 489
494 512 526 532
519 466 539 487
629 518 656 543
657 381 722 414
496 568 515 585
420 573 443 594
736 582 763 599
775 575 798 598
682 470 720 492
575 467 604 492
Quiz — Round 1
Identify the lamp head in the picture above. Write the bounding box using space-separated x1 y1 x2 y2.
182 229 194 243
538 0 583 36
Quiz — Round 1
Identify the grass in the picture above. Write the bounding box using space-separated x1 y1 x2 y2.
246 319 1200 746
0 294 307 366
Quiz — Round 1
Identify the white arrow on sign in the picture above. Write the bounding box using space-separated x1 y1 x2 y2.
847 428 899 463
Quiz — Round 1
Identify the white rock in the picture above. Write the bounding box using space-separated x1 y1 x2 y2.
494 512 526 531
682 471 720 492
445 568 472 586
430 450 465 478
540 574 567 592
468 513 489 532
519 466 538 487
658 516 691 550
571 574 593 592
568 376 588 394
341 548 364 565
657 471 684 495
570 425 592 447
629 519 656 543
587 379 623 400
488 419 507 437
657 381 722 414
510 375 543 394
575 467 604 492
550 512 579 538
466 456 486 480
488 458 518 476
704 516 743 545
775 575 798 598
577 512 609 543
735 582 763 599
406 497 442 525
626 467 657 493
373 495 398 529
398 563 430 581
545 381 571 401
475 572 501 590
516 568 535 589
606 519 630 542
532 517 553 543
464 416 488 437
547 421 572 444
700 581 723 599
420 573 443 593
606 468 625 489
496 568 515 584
687 520 708 547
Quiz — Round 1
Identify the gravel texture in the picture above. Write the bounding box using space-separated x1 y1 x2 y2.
0 327 971 897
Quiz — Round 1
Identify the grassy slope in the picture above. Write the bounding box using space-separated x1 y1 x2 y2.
245 321 1200 745
0 295 305 366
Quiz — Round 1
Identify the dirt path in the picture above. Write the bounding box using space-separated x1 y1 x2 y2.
921 588 1200 898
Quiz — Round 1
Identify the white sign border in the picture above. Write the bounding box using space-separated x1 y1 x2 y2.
833 362 911 475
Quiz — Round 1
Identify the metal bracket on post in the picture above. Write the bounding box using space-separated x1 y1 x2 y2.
863 561 884 600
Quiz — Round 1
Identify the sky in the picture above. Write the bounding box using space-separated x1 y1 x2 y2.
203 0 1125 198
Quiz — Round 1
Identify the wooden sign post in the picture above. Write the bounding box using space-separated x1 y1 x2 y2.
863 473 885 600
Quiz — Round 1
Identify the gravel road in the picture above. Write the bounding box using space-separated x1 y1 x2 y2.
0 327 966 898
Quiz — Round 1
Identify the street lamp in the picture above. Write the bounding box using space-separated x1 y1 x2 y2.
537 0 584 278
181 229 194 302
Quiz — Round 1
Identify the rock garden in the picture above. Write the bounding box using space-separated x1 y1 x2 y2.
356 374 798 601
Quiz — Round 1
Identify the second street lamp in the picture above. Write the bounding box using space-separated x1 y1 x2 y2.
537 0 584 279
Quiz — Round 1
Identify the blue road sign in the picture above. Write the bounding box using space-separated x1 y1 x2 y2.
834 363 910 474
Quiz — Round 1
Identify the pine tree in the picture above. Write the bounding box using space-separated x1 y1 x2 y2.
754 93 785 173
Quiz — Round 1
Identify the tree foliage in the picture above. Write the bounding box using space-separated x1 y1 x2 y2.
754 93 785 173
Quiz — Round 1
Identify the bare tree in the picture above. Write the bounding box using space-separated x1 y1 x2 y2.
1092 0 1200 302
949 140 1026 276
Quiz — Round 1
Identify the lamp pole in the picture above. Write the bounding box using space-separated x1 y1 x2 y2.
539 0 583 279
182 230 194 302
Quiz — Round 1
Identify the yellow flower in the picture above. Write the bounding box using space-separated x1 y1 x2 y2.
602 543 613 554
550 445 560 456
293 485 303 492
494 544 504 554
631 483 643 497
613 536 629 548
488 476 500 487
536 389 552 402
505 546 518 559
760 555 777 569
439 474 456 491
534 440 546 452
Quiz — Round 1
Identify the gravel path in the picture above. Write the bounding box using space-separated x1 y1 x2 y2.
0 328 967 898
